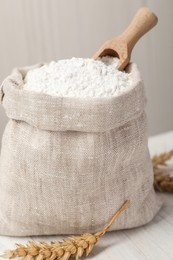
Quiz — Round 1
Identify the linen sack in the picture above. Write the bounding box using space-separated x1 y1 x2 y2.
0 63 161 236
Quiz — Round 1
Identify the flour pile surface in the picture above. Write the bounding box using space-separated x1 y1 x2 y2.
24 57 132 98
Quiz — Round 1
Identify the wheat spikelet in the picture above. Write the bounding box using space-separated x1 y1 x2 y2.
154 171 173 192
2 200 130 260
152 150 173 193
152 150 173 168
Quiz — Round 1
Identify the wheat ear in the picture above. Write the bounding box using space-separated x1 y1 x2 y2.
152 150 173 168
2 200 130 260
154 171 173 192
153 150 173 193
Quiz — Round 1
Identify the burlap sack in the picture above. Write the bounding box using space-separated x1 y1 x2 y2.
0 63 161 236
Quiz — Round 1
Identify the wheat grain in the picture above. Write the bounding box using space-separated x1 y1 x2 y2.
2 200 130 260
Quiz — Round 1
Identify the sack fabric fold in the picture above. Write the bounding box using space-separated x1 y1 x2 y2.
0 63 162 236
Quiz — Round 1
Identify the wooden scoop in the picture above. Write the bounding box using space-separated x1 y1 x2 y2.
93 7 158 70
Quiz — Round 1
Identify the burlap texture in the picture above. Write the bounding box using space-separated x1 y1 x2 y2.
0 63 162 236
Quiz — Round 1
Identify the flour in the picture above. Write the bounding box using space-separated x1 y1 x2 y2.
24 56 132 98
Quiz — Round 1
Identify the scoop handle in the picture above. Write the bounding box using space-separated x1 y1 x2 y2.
120 7 158 54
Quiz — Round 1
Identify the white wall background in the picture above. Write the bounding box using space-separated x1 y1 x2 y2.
0 0 173 139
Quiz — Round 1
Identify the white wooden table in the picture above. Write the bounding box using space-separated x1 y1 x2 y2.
0 131 173 260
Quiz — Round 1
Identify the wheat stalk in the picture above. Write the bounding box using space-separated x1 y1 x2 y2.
2 200 130 260
152 150 173 193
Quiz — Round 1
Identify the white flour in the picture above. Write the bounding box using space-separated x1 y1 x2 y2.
24 57 132 98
